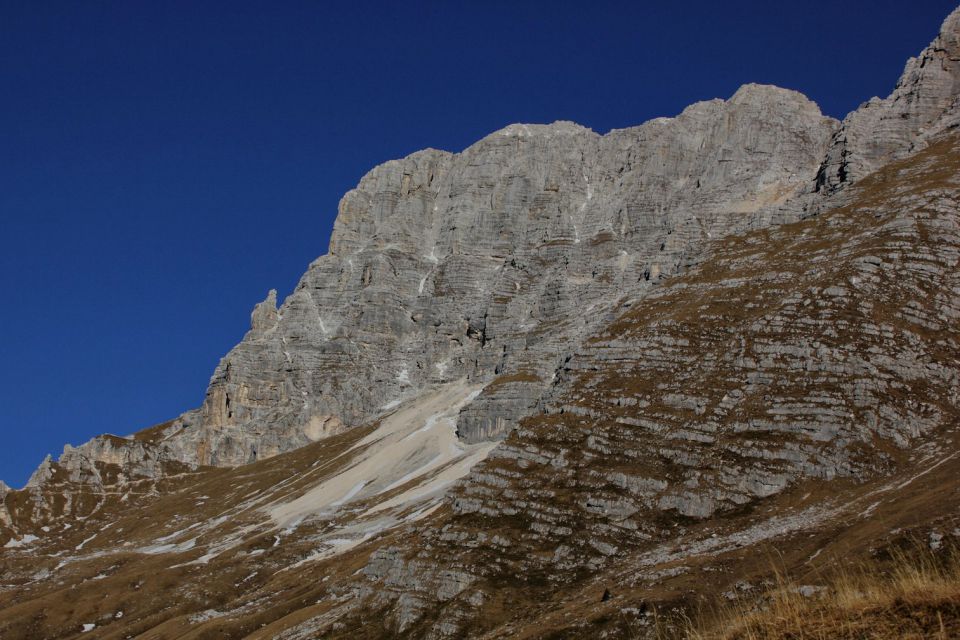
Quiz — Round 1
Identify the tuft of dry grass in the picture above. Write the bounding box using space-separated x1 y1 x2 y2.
689 547 960 640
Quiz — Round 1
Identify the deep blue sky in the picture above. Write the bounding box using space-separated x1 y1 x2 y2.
1 1 957 487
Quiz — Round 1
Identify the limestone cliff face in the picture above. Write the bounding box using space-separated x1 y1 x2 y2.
174 85 836 467
17 6 959 485
4 9 960 639
342 130 960 639
817 7 960 191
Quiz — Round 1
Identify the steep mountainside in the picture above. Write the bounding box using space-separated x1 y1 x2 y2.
1 116 958 640
181 85 837 468
23 85 840 481
817 7 960 191
2 6 960 640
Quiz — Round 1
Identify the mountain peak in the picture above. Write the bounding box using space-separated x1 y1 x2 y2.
3 6 960 638
937 6 960 55
816 4 960 190
729 82 824 112
488 120 595 139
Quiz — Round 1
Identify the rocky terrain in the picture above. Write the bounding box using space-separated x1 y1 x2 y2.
1 6 960 639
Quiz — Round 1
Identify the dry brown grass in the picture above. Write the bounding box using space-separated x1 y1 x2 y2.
689 548 960 640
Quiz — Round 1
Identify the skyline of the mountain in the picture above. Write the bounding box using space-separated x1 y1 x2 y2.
2 1 958 487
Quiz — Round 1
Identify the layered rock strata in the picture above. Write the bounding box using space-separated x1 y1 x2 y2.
329 130 960 638
816 7 960 191
11 9 960 528
2 9 960 639
40 86 835 480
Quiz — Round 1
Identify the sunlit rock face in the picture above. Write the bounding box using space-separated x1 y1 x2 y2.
17 8 960 488
336 129 960 639
3 8 960 640
172 85 837 466
816 7 960 192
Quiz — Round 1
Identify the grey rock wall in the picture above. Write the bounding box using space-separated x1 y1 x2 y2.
344 127 960 638
171 85 836 467
816 7 960 191
17 6 959 485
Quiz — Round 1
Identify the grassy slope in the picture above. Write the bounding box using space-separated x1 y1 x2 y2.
0 135 957 639
691 548 960 639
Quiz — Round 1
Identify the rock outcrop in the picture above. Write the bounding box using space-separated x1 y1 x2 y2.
2 8 960 640
157 85 837 469
817 7 960 191
15 85 837 484
335 128 960 639
19 4 960 485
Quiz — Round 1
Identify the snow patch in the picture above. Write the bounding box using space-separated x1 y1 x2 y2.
155 524 199 544
405 502 443 523
896 451 960 489
378 453 444 495
192 551 220 565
